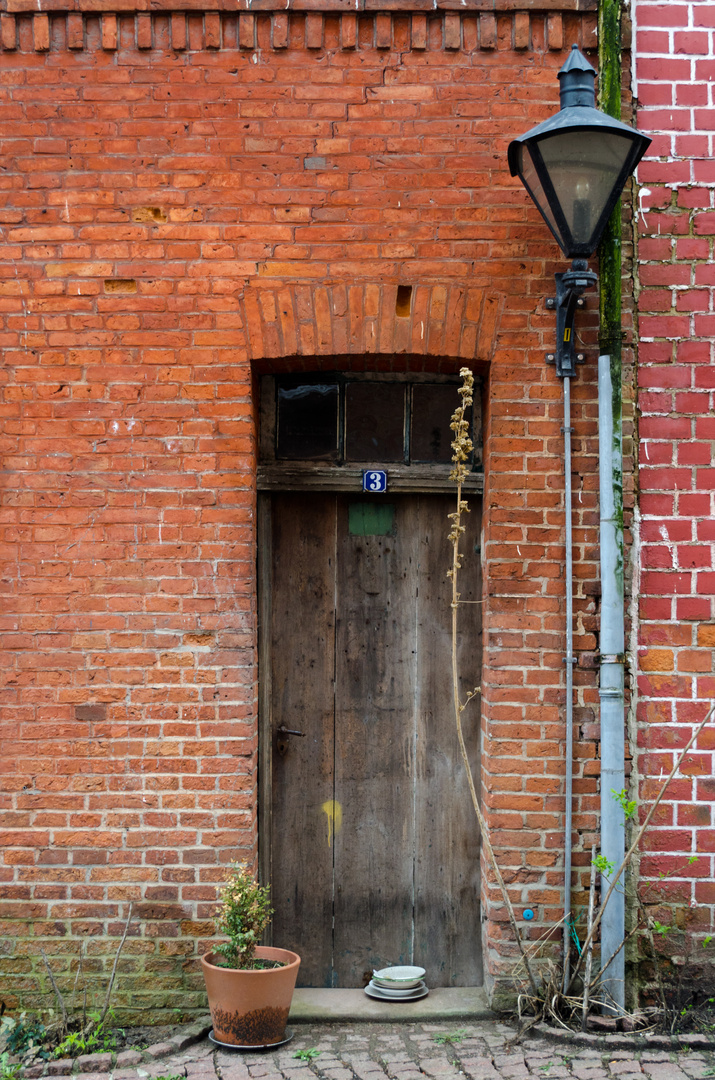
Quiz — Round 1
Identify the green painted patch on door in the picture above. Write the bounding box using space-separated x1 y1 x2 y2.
348 502 396 536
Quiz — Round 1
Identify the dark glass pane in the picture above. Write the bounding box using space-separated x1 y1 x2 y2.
536 129 636 254
277 378 339 460
411 384 463 464
345 382 405 463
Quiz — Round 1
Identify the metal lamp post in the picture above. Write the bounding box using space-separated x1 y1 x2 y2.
508 44 651 999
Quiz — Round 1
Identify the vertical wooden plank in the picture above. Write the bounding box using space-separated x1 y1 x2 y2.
472 375 483 471
333 496 419 984
258 375 276 463
268 493 336 987
413 494 483 984
257 494 273 900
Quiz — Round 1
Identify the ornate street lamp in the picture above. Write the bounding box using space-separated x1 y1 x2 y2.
507 45 651 997
508 45 651 377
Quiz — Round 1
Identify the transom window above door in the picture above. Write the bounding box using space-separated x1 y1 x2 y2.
276 375 463 465
258 372 483 494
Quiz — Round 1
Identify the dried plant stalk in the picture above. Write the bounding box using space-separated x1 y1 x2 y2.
581 846 597 1030
91 903 134 1032
449 368 539 999
40 947 68 1032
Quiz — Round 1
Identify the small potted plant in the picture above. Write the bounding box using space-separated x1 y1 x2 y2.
201 863 300 1047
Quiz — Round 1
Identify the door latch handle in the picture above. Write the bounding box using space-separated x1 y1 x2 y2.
276 726 306 756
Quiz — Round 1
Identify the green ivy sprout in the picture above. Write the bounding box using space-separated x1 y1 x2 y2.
52 1018 117 1061
611 788 637 822
293 1048 321 1061
703 935 713 948
433 1029 469 1045
651 921 671 937
593 854 615 878
0 1053 22 1080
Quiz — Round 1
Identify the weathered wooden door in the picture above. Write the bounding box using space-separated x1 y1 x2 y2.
260 491 482 987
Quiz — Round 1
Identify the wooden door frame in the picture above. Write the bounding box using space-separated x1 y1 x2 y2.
256 370 485 932
257 492 274 902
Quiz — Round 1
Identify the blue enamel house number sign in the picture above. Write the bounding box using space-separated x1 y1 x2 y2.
362 470 387 493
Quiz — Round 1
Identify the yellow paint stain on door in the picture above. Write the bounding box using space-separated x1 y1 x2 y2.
321 800 342 846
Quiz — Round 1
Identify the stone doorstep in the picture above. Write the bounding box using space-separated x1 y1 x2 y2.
288 987 494 1023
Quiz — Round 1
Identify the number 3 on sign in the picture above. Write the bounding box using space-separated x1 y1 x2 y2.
363 470 387 493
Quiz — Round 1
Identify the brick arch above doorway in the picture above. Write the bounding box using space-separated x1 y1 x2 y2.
241 282 503 364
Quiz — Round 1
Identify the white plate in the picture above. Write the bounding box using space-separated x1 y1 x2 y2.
368 979 426 998
372 977 423 989
365 983 429 1002
372 965 426 988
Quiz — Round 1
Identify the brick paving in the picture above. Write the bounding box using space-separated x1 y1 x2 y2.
82 1023 715 1080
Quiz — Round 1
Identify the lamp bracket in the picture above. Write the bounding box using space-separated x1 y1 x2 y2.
550 260 597 378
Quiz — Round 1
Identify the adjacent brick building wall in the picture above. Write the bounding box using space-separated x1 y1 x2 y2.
0 0 622 1017
634 0 715 995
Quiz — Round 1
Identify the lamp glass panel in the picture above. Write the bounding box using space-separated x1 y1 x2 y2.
536 128 636 250
515 143 563 244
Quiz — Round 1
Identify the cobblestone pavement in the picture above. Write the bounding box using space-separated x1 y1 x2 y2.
105 1023 715 1080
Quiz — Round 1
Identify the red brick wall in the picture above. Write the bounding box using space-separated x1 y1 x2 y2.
634 0 715 991
0 3 603 1016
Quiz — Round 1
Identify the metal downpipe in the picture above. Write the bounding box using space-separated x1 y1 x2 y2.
598 0 626 1012
562 375 574 988
598 354 626 1010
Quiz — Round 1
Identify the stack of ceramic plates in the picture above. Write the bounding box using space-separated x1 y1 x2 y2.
365 966 428 1001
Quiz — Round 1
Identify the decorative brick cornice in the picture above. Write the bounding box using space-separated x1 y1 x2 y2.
0 7 594 50
241 282 503 363
2 0 596 12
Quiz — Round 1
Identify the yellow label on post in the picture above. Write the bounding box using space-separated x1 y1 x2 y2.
564 328 571 341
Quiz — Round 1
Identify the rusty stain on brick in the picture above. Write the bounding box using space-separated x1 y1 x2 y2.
131 207 167 223
104 279 137 293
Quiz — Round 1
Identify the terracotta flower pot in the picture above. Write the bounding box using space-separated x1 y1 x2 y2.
201 946 301 1046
